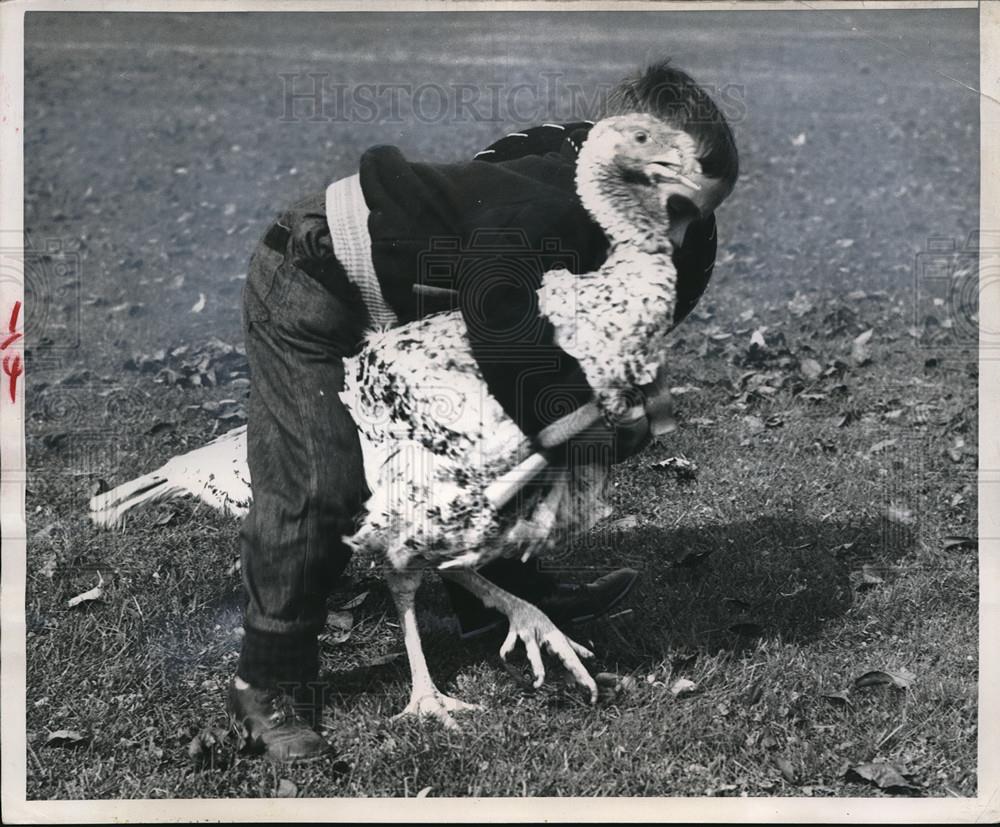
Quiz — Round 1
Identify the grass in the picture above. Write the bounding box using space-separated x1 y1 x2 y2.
24 283 978 798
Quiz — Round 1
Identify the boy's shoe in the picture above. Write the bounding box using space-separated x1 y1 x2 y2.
458 567 639 640
227 678 331 763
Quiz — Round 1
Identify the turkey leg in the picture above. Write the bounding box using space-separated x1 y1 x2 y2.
440 569 599 703
384 566 482 729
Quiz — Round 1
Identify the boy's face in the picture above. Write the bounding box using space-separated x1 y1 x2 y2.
663 171 732 249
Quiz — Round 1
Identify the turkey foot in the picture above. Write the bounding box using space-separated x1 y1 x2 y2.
392 691 482 730
385 565 483 730
442 569 598 703
500 599 598 703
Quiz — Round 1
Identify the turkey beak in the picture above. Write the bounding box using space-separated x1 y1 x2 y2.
672 172 701 191
645 161 702 192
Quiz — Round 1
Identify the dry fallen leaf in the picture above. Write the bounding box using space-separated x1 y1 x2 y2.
368 652 404 667
845 762 921 794
609 515 639 531
868 438 897 456
942 535 976 551
854 564 885 592
799 358 823 381
706 783 739 796
46 729 88 747
187 728 229 770
674 549 713 568
787 292 814 316
67 573 105 608
947 437 965 463
670 678 700 697
415 786 432 798
191 293 207 313
324 610 354 645
152 509 176 527
886 505 915 526
327 610 354 631
40 553 58 579
502 660 536 690
594 676 623 703
821 689 853 706
650 457 698 480
854 668 916 691
339 591 369 611
836 411 856 428
774 755 799 784
851 328 874 366
276 778 298 798
594 672 623 688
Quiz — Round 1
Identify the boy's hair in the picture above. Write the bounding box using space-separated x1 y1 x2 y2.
604 59 739 191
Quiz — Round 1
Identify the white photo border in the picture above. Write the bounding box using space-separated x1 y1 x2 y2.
0 0 994 822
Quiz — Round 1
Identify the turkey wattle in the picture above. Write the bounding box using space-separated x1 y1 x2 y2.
89 113 702 727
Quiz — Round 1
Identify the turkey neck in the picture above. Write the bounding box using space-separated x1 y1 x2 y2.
575 146 673 261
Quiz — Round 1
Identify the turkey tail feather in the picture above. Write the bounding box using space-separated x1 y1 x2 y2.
88 425 251 528
89 475 192 528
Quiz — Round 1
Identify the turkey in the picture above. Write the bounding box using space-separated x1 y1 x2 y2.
90 113 701 727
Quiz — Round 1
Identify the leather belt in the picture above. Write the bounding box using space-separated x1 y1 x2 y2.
262 220 291 255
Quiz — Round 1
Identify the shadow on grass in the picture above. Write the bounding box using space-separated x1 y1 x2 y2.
323 512 915 699
575 512 915 669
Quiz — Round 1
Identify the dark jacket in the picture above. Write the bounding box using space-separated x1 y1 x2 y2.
279 122 718 438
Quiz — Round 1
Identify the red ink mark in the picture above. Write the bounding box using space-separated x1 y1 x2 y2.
2 353 21 402
1 300 21 349
2 300 23 402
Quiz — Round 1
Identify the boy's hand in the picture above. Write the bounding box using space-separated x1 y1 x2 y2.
570 415 649 465
611 413 653 463
574 395 654 465
605 379 677 463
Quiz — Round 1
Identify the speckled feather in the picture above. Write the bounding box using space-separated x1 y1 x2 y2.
537 249 676 417
340 312 530 570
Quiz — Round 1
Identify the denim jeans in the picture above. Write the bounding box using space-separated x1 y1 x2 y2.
239 234 370 642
